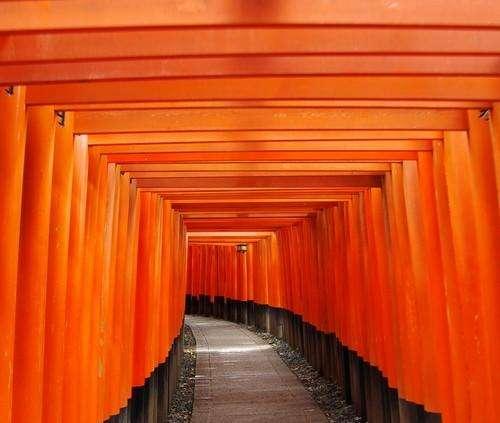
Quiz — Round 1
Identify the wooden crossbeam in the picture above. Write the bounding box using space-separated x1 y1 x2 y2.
26 77 500 104
73 108 467 133
1 0 498 31
3 27 500 63
87 130 443 145
135 175 381 189
4 55 500 84
91 140 433 154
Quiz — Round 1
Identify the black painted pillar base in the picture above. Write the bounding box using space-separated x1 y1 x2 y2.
104 328 184 423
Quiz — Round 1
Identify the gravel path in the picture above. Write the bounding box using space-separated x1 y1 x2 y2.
247 326 362 423
167 324 197 423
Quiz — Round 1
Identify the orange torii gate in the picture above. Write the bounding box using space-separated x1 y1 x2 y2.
0 2 499 423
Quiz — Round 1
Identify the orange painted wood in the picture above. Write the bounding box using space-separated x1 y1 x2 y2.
160 200 173 359
1 8 500 422
61 135 88 423
121 180 140 403
3 27 500 64
0 86 26 423
416 151 455 421
26 77 500 105
135 176 381 190
93 140 433 154
75 108 467 133
43 112 75 423
87 130 443 145
443 131 494 422
65 101 483 112
133 191 154 386
5 55 500 84
1 0 498 31
363 189 389 373
78 150 108 423
100 164 121 419
12 106 56 423
467 111 500 410
431 139 470 422
105 172 131 416
368 188 395 382
149 195 163 372
488 104 500 190
388 163 424 404
401 160 434 408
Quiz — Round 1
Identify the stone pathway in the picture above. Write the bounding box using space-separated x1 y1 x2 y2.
187 315 328 423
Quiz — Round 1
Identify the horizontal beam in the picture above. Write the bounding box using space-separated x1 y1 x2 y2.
187 231 273 237
130 172 383 179
109 151 416 163
135 175 380 188
182 212 312 218
183 216 304 228
122 163 391 172
159 187 363 192
87 130 443 145
4 55 500 84
184 218 305 230
157 186 364 193
1 1 499 31
4 28 500 63
27 77 500 104
172 199 351 206
177 203 333 213
188 240 263 245
74 108 467 133
67 102 484 112
93 140 433 154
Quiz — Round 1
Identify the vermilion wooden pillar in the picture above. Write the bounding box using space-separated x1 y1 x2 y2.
344 200 359 352
401 161 434 408
489 104 500 186
366 188 394 381
99 163 120 420
0 86 26 423
431 138 470 422
91 156 112 423
467 110 500 410
443 131 494 422
133 191 153 387
42 112 75 423
79 149 108 423
388 163 423 405
62 134 88 423
486 105 500 407
416 151 455 422
12 105 56 423
160 200 173 359
108 172 132 415
149 195 164 375
121 180 140 404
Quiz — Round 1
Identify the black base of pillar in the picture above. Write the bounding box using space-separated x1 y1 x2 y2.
104 328 184 423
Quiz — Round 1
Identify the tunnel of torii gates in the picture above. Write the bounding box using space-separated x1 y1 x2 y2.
0 2 499 423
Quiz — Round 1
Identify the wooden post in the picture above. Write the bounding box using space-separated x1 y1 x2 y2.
42 111 75 423
0 86 26 423
62 134 88 423
12 105 56 423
